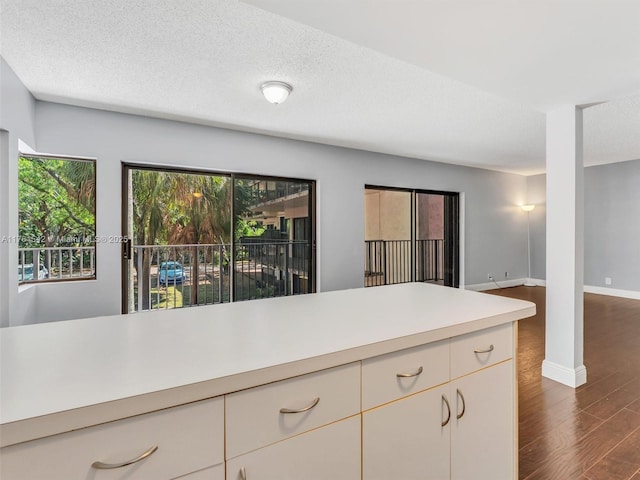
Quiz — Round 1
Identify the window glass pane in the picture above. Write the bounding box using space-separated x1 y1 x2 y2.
126 169 232 311
364 188 412 286
416 193 445 284
124 169 315 312
234 178 313 301
18 155 96 283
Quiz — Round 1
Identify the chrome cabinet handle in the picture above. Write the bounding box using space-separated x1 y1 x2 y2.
396 366 423 378
441 394 451 427
474 344 494 354
280 397 320 414
91 445 158 470
456 389 466 419
240 467 247 480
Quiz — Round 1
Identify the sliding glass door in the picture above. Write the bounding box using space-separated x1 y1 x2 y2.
122 165 315 313
364 186 459 288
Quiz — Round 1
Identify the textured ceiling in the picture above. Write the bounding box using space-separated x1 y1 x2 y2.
245 0 640 111
1 0 638 175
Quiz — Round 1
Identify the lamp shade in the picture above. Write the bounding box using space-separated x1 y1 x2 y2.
521 204 535 212
261 81 292 104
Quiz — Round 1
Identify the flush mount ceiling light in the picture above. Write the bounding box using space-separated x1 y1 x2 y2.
261 81 292 104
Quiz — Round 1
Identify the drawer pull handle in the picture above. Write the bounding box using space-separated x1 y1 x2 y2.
280 397 320 414
240 467 247 480
91 445 158 470
441 394 451 427
473 344 494 354
456 389 466 419
396 366 423 378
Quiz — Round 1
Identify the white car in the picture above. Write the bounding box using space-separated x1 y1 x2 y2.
18 264 49 281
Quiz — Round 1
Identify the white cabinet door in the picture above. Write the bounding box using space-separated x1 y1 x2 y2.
362 385 450 480
172 464 224 480
450 360 515 480
226 415 361 480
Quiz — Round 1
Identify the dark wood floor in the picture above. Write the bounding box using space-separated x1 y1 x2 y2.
490 286 640 480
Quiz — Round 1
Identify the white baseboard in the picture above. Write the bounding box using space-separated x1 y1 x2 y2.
584 285 640 300
463 280 639 301
465 278 542 292
542 360 587 388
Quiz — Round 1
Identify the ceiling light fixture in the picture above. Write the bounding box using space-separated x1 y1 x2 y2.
261 81 292 104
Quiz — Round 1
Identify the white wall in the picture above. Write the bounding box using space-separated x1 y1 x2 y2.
3 100 531 324
0 58 37 326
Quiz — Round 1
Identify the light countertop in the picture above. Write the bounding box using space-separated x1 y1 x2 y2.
0 283 535 446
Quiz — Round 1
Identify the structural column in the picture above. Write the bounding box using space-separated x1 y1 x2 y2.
0 131 20 327
542 106 586 388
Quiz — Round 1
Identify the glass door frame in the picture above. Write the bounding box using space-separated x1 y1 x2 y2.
364 185 460 288
121 163 316 313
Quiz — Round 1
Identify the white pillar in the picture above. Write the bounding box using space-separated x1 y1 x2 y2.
0 131 20 326
542 106 586 388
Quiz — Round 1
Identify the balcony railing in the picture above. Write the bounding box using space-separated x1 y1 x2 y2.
364 239 444 287
249 181 309 204
129 241 311 312
18 246 96 283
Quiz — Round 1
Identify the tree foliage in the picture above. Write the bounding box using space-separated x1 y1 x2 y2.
18 156 96 248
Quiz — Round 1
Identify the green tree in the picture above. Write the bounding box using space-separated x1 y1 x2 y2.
18 156 96 275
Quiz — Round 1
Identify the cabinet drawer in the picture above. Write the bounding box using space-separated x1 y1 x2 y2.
362 339 449 410
226 415 361 480
450 323 513 379
226 362 360 459
1 397 224 480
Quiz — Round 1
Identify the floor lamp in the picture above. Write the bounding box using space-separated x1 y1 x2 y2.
522 204 536 286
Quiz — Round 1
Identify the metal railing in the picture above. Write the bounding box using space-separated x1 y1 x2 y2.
416 239 444 283
364 239 444 287
129 241 311 312
249 181 309 204
18 247 96 283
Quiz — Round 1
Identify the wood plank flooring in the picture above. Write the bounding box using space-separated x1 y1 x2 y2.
489 286 640 480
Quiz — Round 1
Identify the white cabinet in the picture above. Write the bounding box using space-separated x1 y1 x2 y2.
361 339 449 410
363 385 450 480
226 363 361 480
450 360 515 480
1 284 532 480
226 415 361 480
226 363 360 458
362 323 516 480
1 398 224 480
173 464 225 480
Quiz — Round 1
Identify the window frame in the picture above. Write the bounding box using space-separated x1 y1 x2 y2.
18 153 97 285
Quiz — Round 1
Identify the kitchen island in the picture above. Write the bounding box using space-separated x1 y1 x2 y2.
1 283 535 479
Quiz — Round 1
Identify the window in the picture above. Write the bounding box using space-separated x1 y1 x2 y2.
364 186 459 288
122 166 315 313
18 154 96 283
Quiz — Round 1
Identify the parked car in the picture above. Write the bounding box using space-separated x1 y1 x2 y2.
18 264 49 281
158 261 186 286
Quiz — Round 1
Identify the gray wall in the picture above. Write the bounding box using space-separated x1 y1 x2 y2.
526 173 546 280
527 160 640 292
0 58 37 326
25 102 530 323
584 160 640 291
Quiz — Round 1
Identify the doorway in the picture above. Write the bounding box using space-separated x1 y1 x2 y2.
364 186 459 288
121 165 315 313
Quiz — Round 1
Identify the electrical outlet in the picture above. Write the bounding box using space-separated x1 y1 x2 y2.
605 277 612 285
487 273 493 280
